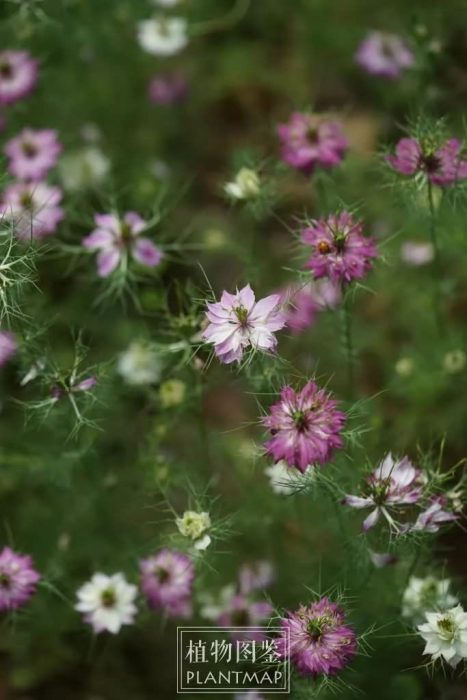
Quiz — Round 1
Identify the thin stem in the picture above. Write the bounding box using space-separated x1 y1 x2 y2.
427 180 443 333
340 286 355 400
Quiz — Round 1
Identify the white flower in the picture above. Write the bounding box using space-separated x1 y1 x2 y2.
265 460 314 495
75 573 138 634
443 349 466 374
418 605 467 667
199 584 236 620
159 378 186 406
176 510 211 549
403 576 458 622
59 147 110 191
224 168 260 200
137 17 188 56
151 0 181 6
395 357 414 377
118 341 162 386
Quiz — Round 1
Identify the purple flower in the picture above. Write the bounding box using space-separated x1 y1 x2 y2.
0 331 17 367
148 72 188 105
411 497 458 533
263 381 346 473
400 241 434 266
51 375 97 401
342 453 424 532
277 112 347 175
239 561 275 595
0 51 38 106
82 212 163 278
5 128 62 182
0 182 64 240
0 546 40 611
279 280 342 334
277 598 357 676
302 212 377 285
140 549 194 618
355 32 414 79
203 284 286 364
217 593 273 640
387 138 467 186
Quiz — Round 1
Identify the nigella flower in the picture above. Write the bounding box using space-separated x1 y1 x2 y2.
176 510 211 550
277 112 347 175
137 17 188 56
202 284 286 364
355 32 414 79
59 146 110 191
0 546 40 611
148 72 188 105
0 331 17 367
224 168 261 201
387 138 467 186
140 549 194 618
279 279 341 334
117 341 162 386
400 241 434 266
0 51 38 106
217 593 273 640
302 212 377 285
342 453 424 532
82 212 162 278
0 182 64 240
411 497 458 533
263 381 346 473
51 375 97 401
417 605 467 667
75 573 138 634
239 561 275 594
5 129 62 182
403 576 458 622
277 598 357 676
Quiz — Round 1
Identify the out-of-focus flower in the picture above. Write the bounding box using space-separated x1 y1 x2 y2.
400 241 434 266
403 576 458 622
176 511 211 550
82 212 162 278
277 112 347 175
239 561 274 594
75 573 138 634
148 72 188 105
137 17 188 56
368 550 397 568
302 212 377 285
199 584 236 621
417 605 467 667
0 546 40 611
51 375 97 401
224 168 260 201
277 598 357 676
342 453 423 532
387 138 467 187
263 381 345 473
355 32 414 79
151 0 182 5
159 378 186 407
5 129 61 182
118 341 162 386
443 350 465 374
217 593 273 639
0 182 64 240
265 460 303 495
411 497 458 534
59 146 110 191
140 549 194 618
0 50 38 106
0 331 17 367
395 357 414 377
279 279 341 334
203 284 286 364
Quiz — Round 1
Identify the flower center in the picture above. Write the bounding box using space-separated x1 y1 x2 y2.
0 573 11 589
156 567 170 583
19 192 34 210
371 479 391 505
317 241 331 254
333 232 347 252
292 409 308 431
22 141 38 158
0 62 12 78
422 153 441 173
307 616 328 640
307 126 319 144
234 305 249 327
231 608 250 626
120 221 133 243
100 588 116 608
437 616 457 641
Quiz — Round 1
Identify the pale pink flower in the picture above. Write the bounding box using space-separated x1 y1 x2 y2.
0 182 64 240
5 128 61 181
411 497 458 533
0 51 38 106
0 331 17 367
356 32 414 79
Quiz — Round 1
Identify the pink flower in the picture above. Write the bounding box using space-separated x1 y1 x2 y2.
400 241 434 266
82 212 163 278
0 182 64 240
387 138 467 186
140 549 194 618
0 546 40 611
148 72 188 105
0 331 17 367
5 128 61 181
203 284 286 364
277 112 347 175
279 280 342 334
277 598 357 676
411 497 458 533
0 51 38 106
238 561 275 594
51 375 97 401
263 381 346 473
217 593 273 640
302 212 377 285
342 453 424 532
355 32 414 79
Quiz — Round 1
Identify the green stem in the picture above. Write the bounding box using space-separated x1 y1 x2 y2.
427 180 443 333
340 287 355 400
